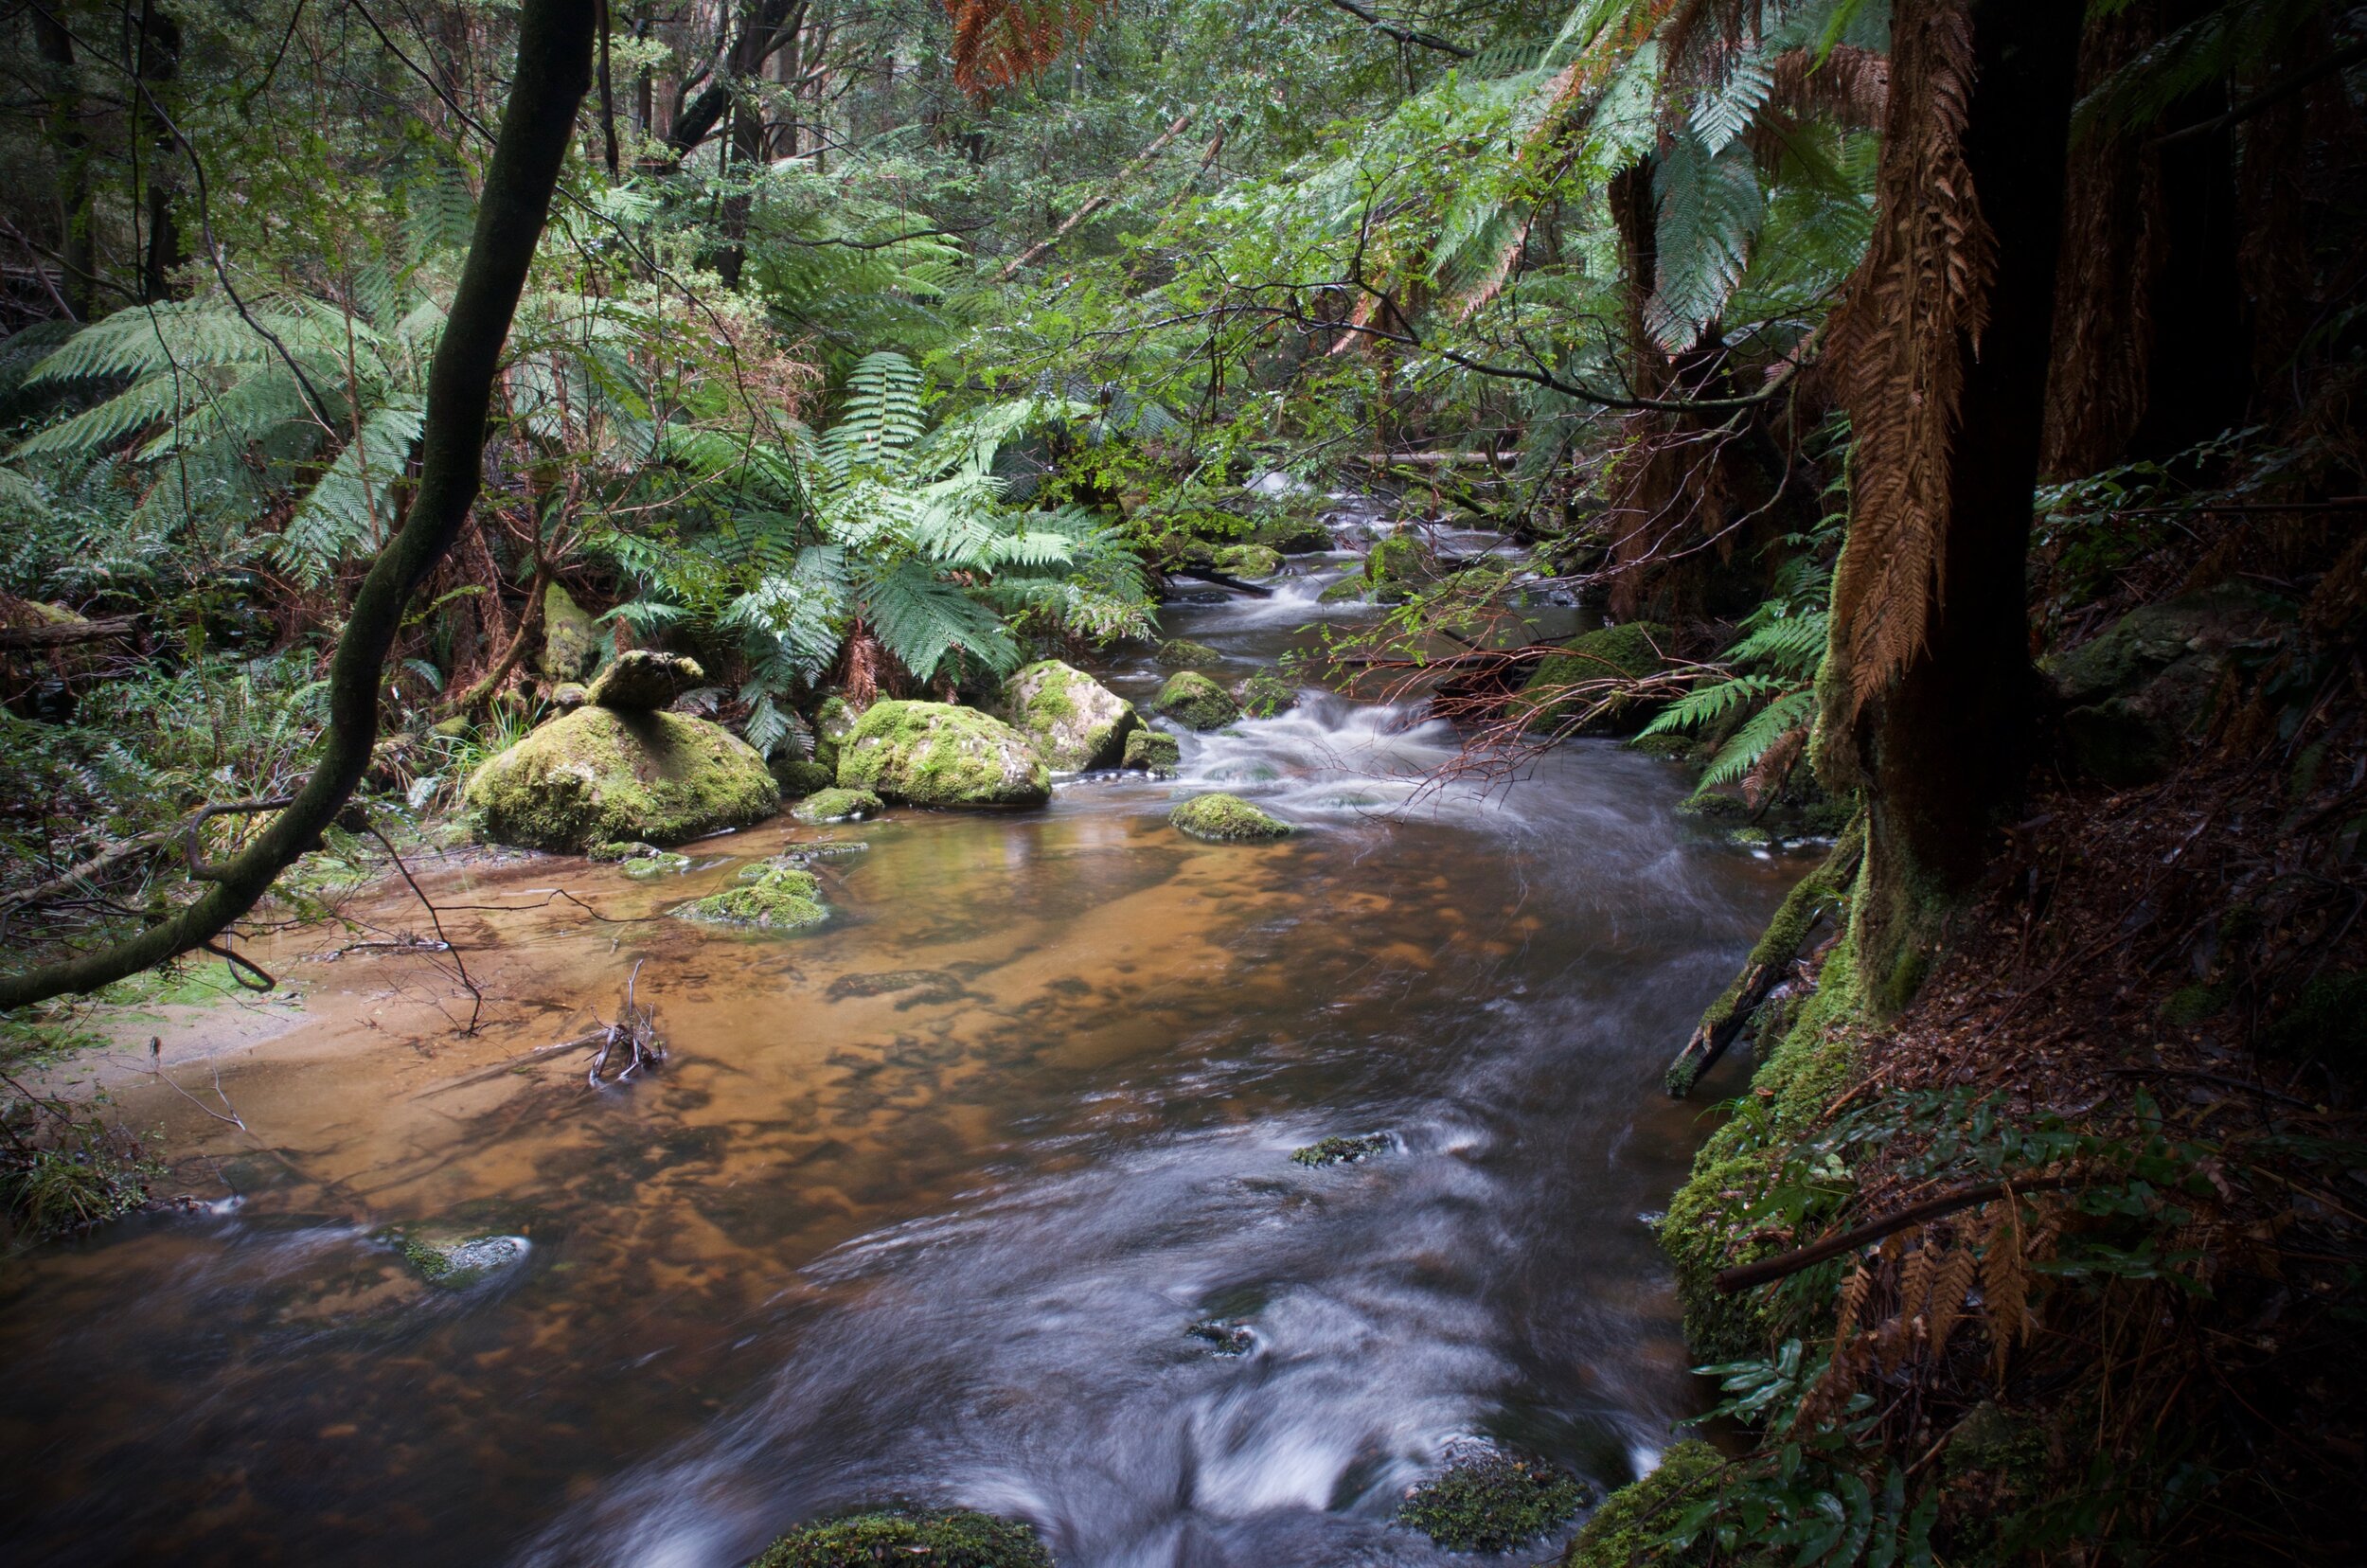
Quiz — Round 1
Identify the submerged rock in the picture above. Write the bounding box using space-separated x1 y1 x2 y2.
618 848 693 879
1515 621 1671 734
1171 792 1293 842
1234 670 1296 718
1002 659 1142 771
793 787 883 823
586 649 704 710
676 864 827 931
751 1509 1053 1568
538 582 599 682
1397 1445 1589 1553
1123 727 1181 775
394 1231 528 1288
1156 670 1241 730
1156 637 1224 669
462 705 778 851
836 701 1052 807
1291 1132 1386 1167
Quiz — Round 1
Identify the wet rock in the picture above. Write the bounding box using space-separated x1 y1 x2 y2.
1396 1445 1589 1554
1172 792 1293 842
393 1231 528 1288
836 701 1051 807
462 706 779 851
1001 658 1143 771
1212 542 1285 579
589 840 664 861
1254 511 1336 555
1186 1318 1255 1355
771 757 834 798
750 1508 1052 1568
793 787 883 823
1514 621 1671 734
1156 670 1241 731
586 649 704 710
1234 670 1296 718
826 969 968 1004
676 864 827 931
2046 583 2294 786
1563 1442 1722 1568
549 681 589 710
1291 1131 1386 1167
538 582 599 682
1156 638 1225 669
619 850 693 879
1123 728 1181 775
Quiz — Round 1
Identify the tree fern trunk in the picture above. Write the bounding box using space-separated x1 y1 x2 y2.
1833 0 2084 1013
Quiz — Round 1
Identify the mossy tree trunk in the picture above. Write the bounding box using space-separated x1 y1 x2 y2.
1827 0 2085 1014
0 0 596 1010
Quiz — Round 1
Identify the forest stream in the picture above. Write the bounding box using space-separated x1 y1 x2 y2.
0 529 1809 1567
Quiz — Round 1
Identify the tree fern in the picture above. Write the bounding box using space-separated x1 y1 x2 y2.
1646 128 1766 353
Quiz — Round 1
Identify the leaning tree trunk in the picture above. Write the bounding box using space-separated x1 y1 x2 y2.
1816 0 2085 1013
0 0 596 1012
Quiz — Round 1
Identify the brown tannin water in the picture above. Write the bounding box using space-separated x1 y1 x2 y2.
0 547 1806 1565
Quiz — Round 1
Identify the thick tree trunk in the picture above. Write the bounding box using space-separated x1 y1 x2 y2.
1839 0 2084 1011
32 8 95 319
0 0 596 1011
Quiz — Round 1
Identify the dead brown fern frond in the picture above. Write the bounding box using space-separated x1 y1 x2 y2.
943 0 1115 98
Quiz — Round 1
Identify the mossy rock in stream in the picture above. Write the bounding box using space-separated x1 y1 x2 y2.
810 695 858 775
749 1508 1052 1568
390 1230 529 1288
1212 542 1285 578
836 701 1051 807
1513 621 1671 735
676 865 828 931
1561 1442 1724 1568
1155 670 1241 731
1123 727 1181 775
1156 638 1224 669
1171 792 1292 842
1001 658 1142 771
793 787 883 824
1292 1132 1386 1166
586 649 705 710
1235 670 1297 718
1396 1446 1590 1553
771 757 835 798
462 705 779 851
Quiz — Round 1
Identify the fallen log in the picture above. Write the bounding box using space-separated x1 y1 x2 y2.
0 615 137 650
1167 566 1275 597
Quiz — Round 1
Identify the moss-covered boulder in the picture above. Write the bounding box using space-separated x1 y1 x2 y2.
462 705 779 851
810 695 857 775
1213 542 1284 579
1254 510 1335 555
1156 670 1240 730
793 787 882 823
1396 1448 1588 1553
1514 621 1670 735
1171 792 1292 841
538 582 600 682
1002 659 1143 771
2045 583 2294 786
836 701 1051 807
1292 1132 1385 1166
587 649 704 710
750 1508 1052 1568
771 757 834 798
676 864 827 931
1123 727 1181 775
1157 638 1224 669
393 1230 529 1288
1561 1442 1724 1568
1235 671 1296 718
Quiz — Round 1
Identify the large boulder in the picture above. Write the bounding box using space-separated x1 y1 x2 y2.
1156 669 1241 730
539 583 600 682
2046 583 2294 785
586 649 704 710
462 705 778 850
835 701 1051 807
1002 659 1142 771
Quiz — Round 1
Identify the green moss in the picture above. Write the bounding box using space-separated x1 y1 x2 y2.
1396 1449 1588 1553
393 1231 528 1288
1662 924 1867 1362
1235 671 1296 718
749 1509 1052 1568
1157 638 1224 668
588 840 663 862
1171 792 1292 841
539 582 600 681
1003 660 1141 770
462 706 780 851
1123 728 1181 774
1628 732 1697 760
1514 622 1671 735
1318 577 1368 604
1291 1132 1386 1166
772 757 835 798
1156 671 1240 731
676 865 827 931
1561 1441 1725 1568
1366 532 1422 585
586 649 704 710
1212 542 1284 578
835 701 1051 807
811 696 856 775
619 850 693 880
793 788 883 824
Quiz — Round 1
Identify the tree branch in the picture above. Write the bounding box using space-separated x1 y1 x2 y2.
1714 1176 2077 1293
1320 0 1471 59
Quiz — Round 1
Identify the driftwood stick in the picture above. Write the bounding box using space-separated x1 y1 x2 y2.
1167 565 1275 597
1715 1175 2077 1293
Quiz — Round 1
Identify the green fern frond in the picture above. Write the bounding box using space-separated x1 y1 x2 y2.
1700 689 1817 787
1646 131 1765 353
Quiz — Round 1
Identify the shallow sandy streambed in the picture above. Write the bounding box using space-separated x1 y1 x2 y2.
0 542 1808 1566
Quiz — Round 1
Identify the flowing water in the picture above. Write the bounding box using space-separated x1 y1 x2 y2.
0 543 1805 1566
